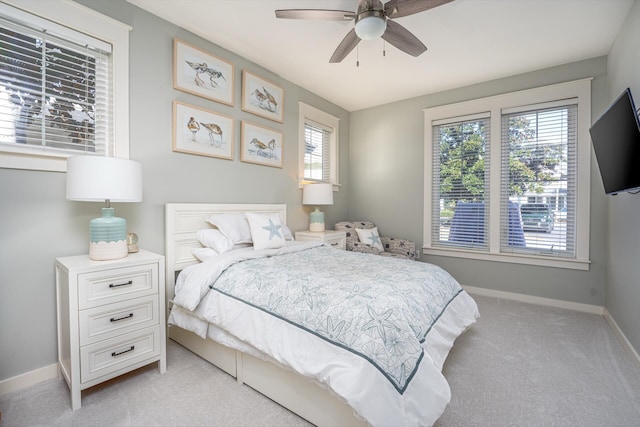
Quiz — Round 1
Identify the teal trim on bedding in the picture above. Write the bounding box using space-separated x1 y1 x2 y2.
209 246 463 394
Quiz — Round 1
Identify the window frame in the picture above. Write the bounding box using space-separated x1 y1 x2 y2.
298 101 340 189
423 79 591 270
0 0 131 172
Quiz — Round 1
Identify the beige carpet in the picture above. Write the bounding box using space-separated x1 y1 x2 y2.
2 295 640 426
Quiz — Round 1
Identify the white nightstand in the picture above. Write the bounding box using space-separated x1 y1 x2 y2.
295 230 346 250
55 250 166 410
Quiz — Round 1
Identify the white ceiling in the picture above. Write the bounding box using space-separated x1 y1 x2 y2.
126 0 633 112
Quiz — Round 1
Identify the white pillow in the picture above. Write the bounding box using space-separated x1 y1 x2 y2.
282 224 294 241
355 227 384 252
245 212 286 250
191 247 217 262
207 213 253 244
196 229 234 253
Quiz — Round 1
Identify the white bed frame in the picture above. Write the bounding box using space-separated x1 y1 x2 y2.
165 203 366 427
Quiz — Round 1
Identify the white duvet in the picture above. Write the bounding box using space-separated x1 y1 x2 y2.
169 241 479 426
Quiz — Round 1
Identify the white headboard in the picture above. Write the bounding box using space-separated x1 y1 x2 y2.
165 203 287 302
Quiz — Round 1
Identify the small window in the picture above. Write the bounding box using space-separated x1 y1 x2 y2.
299 102 339 186
0 1 130 171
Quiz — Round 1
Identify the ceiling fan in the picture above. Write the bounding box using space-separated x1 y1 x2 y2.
275 0 454 63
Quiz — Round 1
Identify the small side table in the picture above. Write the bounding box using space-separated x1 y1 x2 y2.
295 230 346 250
55 250 166 410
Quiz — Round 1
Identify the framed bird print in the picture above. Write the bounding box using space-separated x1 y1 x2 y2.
173 38 234 106
240 120 283 168
241 70 284 123
172 101 234 160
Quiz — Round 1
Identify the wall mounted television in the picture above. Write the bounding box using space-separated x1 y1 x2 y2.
589 87 640 195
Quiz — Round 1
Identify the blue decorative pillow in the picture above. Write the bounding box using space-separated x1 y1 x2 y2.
245 212 286 250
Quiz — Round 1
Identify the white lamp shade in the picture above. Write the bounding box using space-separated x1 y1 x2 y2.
66 156 142 202
303 183 334 206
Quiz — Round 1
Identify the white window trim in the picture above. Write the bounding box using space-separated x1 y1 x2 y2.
0 0 131 172
298 101 340 190
423 79 592 270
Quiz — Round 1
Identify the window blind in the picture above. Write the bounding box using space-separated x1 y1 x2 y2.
304 118 333 182
500 102 577 258
432 115 491 250
0 15 112 155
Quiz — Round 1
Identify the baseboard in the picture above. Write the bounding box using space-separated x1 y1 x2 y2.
0 363 59 396
603 308 640 366
463 285 604 315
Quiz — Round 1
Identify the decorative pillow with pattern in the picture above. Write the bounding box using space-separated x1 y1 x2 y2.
246 212 286 250
355 227 384 252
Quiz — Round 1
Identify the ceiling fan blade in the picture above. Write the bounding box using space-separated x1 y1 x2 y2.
329 28 361 63
385 0 454 19
381 20 427 57
275 9 355 20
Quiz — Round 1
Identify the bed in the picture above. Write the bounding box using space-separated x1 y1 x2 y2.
165 203 479 426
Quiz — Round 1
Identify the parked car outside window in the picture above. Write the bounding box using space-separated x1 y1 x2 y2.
520 203 554 233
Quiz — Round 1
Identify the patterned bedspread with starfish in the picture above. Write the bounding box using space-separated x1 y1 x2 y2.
209 245 463 394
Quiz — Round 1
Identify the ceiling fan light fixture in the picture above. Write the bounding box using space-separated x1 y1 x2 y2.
355 10 386 40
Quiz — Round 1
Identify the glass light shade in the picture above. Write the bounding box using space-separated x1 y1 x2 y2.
66 156 142 260
355 15 387 40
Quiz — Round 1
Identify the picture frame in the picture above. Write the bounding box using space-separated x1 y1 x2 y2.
173 101 234 160
241 121 284 168
173 38 234 106
241 70 284 123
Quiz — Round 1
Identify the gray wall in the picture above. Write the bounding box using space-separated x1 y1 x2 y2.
605 0 640 355
0 0 350 381
349 57 610 307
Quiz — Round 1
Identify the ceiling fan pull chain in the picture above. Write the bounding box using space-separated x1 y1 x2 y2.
356 44 360 67
383 39 386 57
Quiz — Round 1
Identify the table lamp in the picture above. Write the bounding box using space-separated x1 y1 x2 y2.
66 155 142 261
302 182 333 232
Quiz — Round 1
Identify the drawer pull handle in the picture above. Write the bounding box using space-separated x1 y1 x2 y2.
111 346 135 357
331 242 338 246
109 280 133 289
110 313 133 323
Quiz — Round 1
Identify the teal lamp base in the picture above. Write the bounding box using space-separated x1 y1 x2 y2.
89 207 128 260
309 207 325 232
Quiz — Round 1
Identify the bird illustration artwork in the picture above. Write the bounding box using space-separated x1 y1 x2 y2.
250 87 277 113
199 122 223 147
186 116 200 142
252 89 268 104
262 86 278 112
249 137 277 159
185 60 226 89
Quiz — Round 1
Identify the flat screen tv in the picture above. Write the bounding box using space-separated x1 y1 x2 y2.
589 88 640 195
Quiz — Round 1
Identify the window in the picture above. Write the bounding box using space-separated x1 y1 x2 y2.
432 114 491 250
424 80 591 270
0 1 130 172
298 102 339 187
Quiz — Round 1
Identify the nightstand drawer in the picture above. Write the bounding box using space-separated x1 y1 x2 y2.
78 263 158 309
325 236 346 250
295 230 346 250
80 326 160 383
79 295 159 346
